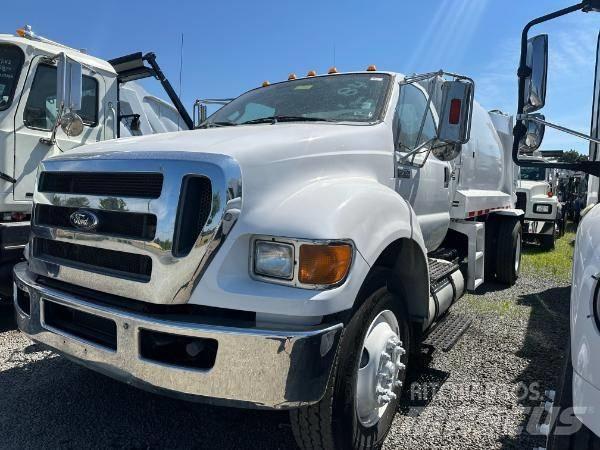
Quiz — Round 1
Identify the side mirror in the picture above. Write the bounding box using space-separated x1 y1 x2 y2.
56 53 82 112
519 113 546 152
523 34 548 113
437 79 474 146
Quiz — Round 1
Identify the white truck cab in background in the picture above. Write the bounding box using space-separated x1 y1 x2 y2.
0 26 191 299
13 66 524 449
516 154 560 249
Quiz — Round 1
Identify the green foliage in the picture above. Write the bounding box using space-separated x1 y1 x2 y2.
558 149 587 163
521 230 575 282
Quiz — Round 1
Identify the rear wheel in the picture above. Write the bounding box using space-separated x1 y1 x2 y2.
290 276 410 450
495 218 522 286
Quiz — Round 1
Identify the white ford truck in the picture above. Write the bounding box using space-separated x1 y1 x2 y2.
14 66 523 449
511 1 600 447
0 26 191 299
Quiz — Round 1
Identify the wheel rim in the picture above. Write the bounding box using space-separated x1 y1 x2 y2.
355 309 405 428
514 231 522 274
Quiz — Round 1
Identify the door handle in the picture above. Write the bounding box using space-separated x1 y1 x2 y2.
444 167 451 188
108 102 117 139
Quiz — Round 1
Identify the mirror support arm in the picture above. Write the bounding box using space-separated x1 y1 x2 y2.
513 1 598 173
518 113 600 144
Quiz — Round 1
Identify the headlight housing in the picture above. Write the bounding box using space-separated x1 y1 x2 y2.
533 203 552 214
251 236 353 289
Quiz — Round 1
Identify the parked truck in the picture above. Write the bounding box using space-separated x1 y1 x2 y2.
13 64 523 449
516 154 561 249
510 1 600 447
0 25 191 300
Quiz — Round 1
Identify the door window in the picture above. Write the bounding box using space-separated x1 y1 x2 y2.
395 84 437 153
23 64 99 131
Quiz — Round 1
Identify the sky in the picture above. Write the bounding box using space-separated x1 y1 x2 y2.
2 0 600 153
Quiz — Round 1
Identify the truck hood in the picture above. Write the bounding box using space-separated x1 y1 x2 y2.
46 124 394 229
517 180 551 199
59 123 389 169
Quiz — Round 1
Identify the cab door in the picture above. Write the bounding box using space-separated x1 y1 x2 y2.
394 82 450 251
13 56 105 200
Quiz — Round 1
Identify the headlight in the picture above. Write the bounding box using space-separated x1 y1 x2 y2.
253 241 294 280
251 237 353 288
533 203 552 214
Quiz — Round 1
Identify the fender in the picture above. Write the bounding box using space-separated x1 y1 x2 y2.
241 176 427 265
192 176 430 320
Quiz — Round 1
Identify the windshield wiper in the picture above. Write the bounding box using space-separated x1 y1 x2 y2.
202 121 238 128
240 116 333 125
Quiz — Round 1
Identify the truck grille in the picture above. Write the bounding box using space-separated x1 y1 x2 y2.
516 192 527 211
28 154 241 305
34 204 157 241
33 238 152 282
38 172 163 199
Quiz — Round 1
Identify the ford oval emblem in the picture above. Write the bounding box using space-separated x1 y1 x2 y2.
69 210 99 232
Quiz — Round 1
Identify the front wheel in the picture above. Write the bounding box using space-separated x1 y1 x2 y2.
290 279 410 450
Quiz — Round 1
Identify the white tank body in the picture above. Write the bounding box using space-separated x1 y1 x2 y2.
457 101 505 192
449 102 515 218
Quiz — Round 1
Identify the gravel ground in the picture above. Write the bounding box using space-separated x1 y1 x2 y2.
0 271 570 449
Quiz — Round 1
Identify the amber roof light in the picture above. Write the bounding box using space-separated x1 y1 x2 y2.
288 73 297 80
366 65 377 71
307 70 317 77
328 67 338 74
262 81 270 87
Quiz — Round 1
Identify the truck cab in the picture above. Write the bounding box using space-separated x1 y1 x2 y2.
516 154 560 248
0 27 190 299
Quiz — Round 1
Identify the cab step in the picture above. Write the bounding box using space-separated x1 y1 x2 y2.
422 313 472 352
428 258 459 285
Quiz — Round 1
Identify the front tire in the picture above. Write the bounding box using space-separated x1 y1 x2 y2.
495 218 522 286
540 233 556 250
290 277 410 450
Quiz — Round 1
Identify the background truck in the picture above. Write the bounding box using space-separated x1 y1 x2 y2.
13 64 523 450
510 1 600 447
0 25 191 299
516 153 561 249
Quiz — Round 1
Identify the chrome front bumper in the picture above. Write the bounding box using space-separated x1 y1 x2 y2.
13 263 343 409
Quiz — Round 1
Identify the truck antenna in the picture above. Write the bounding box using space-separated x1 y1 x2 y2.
178 32 184 131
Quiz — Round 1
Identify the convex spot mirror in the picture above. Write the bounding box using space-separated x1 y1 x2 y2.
60 111 84 137
432 143 462 162
524 34 548 113
436 79 474 151
519 113 546 152
56 53 83 113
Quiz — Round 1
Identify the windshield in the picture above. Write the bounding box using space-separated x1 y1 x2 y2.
520 166 547 181
0 45 25 111
205 73 391 126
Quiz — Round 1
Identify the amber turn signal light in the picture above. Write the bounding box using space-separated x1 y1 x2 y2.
298 243 352 285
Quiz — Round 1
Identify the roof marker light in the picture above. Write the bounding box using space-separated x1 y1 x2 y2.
366 65 377 71
262 81 270 87
307 70 317 77
288 73 297 80
328 67 338 74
